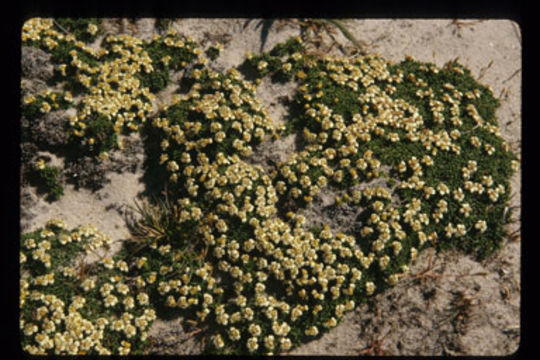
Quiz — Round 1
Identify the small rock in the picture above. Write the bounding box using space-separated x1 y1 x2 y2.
134 19 156 41
21 142 39 166
21 78 50 97
21 46 54 81
22 109 72 148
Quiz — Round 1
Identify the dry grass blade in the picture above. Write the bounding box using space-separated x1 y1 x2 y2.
358 330 390 356
184 327 202 339
478 60 493 80
129 201 159 238
451 19 484 37
439 290 480 332
320 19 369 55
125 197 177 258
503 68 521 83
407 249 488 285
407 248 440 285
53 20 70 35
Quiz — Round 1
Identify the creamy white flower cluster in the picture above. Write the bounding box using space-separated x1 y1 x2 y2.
21 18 203 152
20 220 155 355
146 45 518 354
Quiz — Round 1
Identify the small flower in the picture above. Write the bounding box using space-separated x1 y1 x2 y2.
475 220 488 233
228 327 241 341
248 323 261 337
102 257 114 269
213 334 225 349
365 281 376 295
280 337 292 350
257 60 268 71
87 23 98 35
247 337 259 352
35 159 46 170
305 325 319 336
104 294 118 308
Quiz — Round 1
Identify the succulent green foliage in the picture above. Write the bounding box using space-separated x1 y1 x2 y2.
205 43 223 61
242 37 307 83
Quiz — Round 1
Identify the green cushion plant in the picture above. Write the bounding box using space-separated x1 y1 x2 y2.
20 18 519 355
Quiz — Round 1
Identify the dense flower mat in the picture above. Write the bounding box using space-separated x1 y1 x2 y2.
20 19 519 355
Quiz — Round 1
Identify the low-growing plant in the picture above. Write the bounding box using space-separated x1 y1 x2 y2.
26 159 64 201
55 18 101 43
22 19 204 158
154 18 173 34
205 43 224 61
20 18 519 356
20 220 156 355
22 90 73 120
138 31 201 93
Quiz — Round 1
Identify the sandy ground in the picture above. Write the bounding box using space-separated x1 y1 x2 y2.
20 18 521 355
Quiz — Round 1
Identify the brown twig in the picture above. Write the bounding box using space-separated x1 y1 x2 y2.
503 68 522 84
407 249 488 285
407 249 440 285
451 19 484 37
77 258 91 279
507 228 521 242
184 327 202 339
500 285 511 301
439 290 480 333
53 20 70 35
358 330 390 356
478 60 493 80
